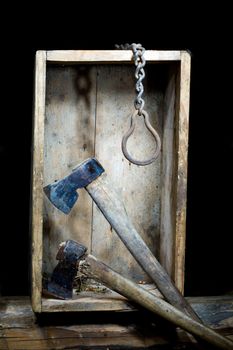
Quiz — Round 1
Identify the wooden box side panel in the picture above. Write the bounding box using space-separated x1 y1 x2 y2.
42 66 96 275
173 52 191 292
46 50 181 63
160 53 191 294
31 51 46 312
42 64 164 283
31 51 190 312
159 65 178 279
92 65 163 281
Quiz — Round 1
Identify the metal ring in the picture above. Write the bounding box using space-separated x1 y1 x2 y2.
121 110 161 166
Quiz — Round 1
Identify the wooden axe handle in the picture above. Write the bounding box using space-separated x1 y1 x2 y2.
86 175 199 321
79 254 233 350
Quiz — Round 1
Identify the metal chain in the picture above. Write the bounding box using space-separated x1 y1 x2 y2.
116 43 161 166
131 43 146 114
116 43 145 114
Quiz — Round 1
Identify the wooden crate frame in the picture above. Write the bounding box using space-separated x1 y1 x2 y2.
32 50 191 313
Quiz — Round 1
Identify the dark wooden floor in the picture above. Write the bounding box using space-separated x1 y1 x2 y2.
0 296 233 349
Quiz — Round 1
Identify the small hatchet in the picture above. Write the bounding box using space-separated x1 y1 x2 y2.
44 240 233 350
43 240 87 299
44 158 198 321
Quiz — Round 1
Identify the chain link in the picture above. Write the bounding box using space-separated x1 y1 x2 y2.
116 43 145 114
131 43 146 114
115 43 161 165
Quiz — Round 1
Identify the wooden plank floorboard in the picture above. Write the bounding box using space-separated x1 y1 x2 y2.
0 296 233 349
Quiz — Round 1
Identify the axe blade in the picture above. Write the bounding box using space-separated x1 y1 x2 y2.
44 182 78 214
43 158 104 214
43 240 87 299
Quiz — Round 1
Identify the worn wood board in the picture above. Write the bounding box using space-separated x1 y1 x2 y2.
173 52 191 292
46 50 182 63
92 65 164 282
32 50 191 312
159 67 177 278
42 283 163 312
43 64 165 282
1 296 233 349
31 51 46 313
2 296 233 328
43 66 96 274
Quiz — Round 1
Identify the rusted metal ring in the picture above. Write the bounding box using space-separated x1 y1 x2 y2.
121 110 161 166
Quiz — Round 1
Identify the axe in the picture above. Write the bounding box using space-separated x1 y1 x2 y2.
44 240 233 350
44 158 198 321
42 240 87 299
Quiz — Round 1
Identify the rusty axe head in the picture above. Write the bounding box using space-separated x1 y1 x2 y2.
43 240 87 299
44 158 104 214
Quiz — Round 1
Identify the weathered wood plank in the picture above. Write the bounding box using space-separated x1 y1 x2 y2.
2 295 232 330
79 256 233 349
42 284 162 312
32 52 191 312
0 297 35 328
2 325 233 350
88 175 200 321
92 65 163 282
32 50 47 313
0 329 8 350
43 66 96 275
159 67 177 279
46 50 181 63
41 294 233 328
1 296 233 349
174 52 191 292
42 295 131 312
1 325 167 349
187 295 233 329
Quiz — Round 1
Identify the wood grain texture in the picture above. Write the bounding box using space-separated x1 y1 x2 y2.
0 325 168 349
46 50 181 63
92 65 163 282
31 50 46 313
78 255 233 350
187 295 233 330
2 326 233 350
32 52 191 311
0 297 35 328
87 176 200 321
42 284 162 312
1 296 233 349
159 67 177 278
43 66 96 275
174 52 191 292
1 296 233 329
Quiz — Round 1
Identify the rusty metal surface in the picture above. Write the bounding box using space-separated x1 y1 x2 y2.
43 240 87 299
122 110 161 165
43 158 104 214
117 43 161 165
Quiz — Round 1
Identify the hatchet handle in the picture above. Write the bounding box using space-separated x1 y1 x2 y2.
79 254 233 350
86 175 200 322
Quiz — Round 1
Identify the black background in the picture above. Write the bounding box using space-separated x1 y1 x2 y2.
0 5 232 297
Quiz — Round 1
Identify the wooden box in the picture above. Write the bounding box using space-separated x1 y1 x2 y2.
32 50 191 313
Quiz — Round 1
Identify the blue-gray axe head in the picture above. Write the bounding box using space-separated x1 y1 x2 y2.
44 158 104 214
43 240 87 299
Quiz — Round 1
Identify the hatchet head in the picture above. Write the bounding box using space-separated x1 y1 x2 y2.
44 158 104 214
43 240 87 299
